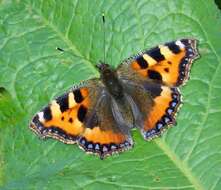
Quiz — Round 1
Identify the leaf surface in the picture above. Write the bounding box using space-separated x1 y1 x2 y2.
0 1 221 189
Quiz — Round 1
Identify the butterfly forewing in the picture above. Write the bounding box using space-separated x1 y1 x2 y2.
119 39 199 86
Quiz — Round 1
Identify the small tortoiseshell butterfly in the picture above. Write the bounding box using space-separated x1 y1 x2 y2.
30 39 199 159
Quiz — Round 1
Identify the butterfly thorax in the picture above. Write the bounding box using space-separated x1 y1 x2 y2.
97 63 124 99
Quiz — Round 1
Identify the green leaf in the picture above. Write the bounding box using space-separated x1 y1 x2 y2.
0 0 221 189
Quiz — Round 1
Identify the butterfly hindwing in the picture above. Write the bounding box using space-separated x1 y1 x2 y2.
119 79 181 140
141 85 181 139
78 93 133 158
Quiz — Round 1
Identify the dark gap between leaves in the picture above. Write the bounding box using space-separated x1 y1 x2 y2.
215 0 221 10
0 87 10 100
0 87 7 94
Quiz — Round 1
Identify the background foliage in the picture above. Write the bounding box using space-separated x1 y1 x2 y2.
0 0 221 189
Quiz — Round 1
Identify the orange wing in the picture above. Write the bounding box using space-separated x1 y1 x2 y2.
78 94 133 159
118 39 199 140
78 127 132 159
141 86 181 139
30 80 132 159
30 85 92 144
128 39 199 86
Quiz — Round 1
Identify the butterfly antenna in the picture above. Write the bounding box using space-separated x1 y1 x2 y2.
102 13 106 63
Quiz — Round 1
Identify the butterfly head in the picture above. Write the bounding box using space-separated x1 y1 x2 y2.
96 62 111 73
96 62 116 79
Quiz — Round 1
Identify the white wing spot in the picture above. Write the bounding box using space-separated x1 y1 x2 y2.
38 112 45 122
175 40 185 49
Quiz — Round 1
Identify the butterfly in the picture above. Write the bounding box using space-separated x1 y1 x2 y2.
30 39 199 159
